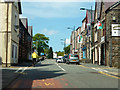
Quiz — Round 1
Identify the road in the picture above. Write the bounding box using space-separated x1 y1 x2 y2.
7 59 119 89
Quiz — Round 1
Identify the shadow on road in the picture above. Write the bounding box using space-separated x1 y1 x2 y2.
35 64 54 67
6 69 66 89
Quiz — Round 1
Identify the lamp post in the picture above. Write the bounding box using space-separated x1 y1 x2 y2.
67 26 75 54
80 6 93 63
60 38 66 54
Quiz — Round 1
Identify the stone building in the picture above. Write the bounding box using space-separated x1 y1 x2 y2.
76 27 82 59
0 1 22 66
81 17 87 59
70 30 75 54
105 1 120 67
92 1 120 68
93 2 102 65
19 18 33 62
85 10 94 61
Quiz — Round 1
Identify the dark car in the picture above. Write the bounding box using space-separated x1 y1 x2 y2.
63 55 68 63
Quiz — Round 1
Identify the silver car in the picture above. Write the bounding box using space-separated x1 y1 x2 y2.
66 54 80 65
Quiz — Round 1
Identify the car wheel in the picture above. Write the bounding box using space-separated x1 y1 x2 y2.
67 61 70 64
66 61 69 64
76 62 79 65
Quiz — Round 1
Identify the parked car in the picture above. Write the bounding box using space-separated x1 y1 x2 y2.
66 54 80 65
63 55 68 63
56 56 63 63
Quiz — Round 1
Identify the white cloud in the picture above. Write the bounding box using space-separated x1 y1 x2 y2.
41 28 58 35
65 38 70 45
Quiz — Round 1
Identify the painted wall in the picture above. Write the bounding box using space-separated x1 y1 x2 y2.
0 2 20 65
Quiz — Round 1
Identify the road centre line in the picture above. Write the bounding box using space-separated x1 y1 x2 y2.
15 67 22 73
55 63 66 71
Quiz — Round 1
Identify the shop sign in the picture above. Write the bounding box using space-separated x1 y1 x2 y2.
112 24 120 36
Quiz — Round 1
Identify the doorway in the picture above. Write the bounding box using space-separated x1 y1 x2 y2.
101 44 105 65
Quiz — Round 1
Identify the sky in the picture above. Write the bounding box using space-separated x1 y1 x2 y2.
21 1 95 52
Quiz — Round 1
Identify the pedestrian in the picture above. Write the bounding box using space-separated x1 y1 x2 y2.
32 51 38 67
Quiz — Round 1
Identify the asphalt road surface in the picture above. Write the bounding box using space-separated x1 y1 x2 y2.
7 59 119 89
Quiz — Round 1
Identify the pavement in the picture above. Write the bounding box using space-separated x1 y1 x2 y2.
1 60 119 89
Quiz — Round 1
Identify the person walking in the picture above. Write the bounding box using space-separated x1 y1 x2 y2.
32 51 38 67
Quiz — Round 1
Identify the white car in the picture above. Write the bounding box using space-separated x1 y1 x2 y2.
56 56 63 63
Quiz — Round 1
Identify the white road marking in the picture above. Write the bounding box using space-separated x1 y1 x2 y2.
56 63 66 71
21 67 28 73
98 68 108 72
92 67 108 73
15 67 22 73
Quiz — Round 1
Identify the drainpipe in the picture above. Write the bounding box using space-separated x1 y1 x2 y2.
6 3 9 67
90 6 93 63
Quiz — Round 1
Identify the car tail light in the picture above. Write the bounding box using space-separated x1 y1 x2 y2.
69 55 71 59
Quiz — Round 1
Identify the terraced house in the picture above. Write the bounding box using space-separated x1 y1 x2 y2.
0 1 22 66
92 1 120 68
19 18 33 63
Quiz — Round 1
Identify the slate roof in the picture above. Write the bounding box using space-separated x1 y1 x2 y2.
20 18 28 29
104 1 119 11
28 26 33 36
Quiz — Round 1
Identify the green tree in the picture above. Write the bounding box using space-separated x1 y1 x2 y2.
48 47 53 59
44 48 49 54
64 45 70 54
55 51 64 56
33 33 49 55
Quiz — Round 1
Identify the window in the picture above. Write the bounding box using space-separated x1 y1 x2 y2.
15 46 17 58
12 45 14 58
95 31 98 42
14 13 18 31
12 44 17 58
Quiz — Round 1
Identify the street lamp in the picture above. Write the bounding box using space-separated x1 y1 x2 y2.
60 38 66 54
67 26 75 54
80 6 93 63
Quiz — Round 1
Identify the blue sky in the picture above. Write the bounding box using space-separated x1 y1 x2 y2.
21 2 95 52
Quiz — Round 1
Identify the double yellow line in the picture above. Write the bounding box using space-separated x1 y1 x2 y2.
79 65 120 79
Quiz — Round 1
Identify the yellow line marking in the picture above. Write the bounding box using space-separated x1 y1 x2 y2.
79 65 120 79
79 65 89 68
44 83 54 86
42 80 45 81
98 71 120 79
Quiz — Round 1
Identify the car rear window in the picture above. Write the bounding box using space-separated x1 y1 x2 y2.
64 56 68 58
70 55 78 57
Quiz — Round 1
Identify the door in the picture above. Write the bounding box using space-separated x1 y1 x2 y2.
101 44 105 65
12 44 17 63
